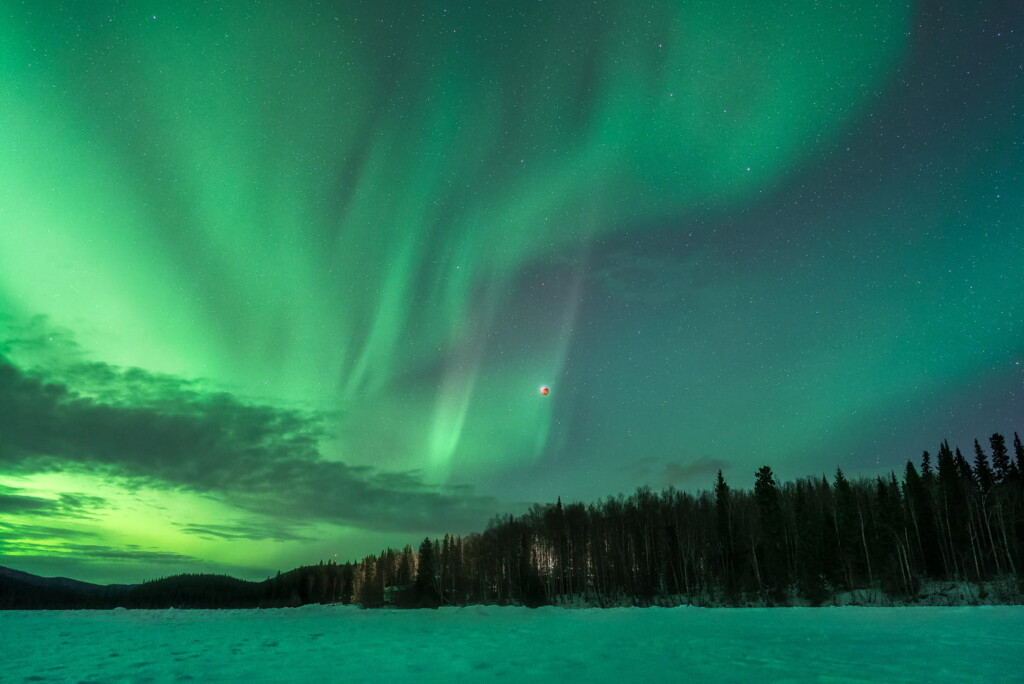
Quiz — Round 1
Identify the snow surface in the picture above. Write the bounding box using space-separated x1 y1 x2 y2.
3 605 1021 682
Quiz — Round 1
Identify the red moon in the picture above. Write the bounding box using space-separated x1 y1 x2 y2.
540 386 550 395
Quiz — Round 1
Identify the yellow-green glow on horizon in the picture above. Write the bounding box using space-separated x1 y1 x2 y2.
1 473 257 562
1 471 426 582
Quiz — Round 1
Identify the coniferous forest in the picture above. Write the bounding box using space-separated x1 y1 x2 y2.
346 432 1024 608
4 432 1023 610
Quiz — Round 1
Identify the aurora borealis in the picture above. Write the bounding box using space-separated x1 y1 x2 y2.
1 1 1021 584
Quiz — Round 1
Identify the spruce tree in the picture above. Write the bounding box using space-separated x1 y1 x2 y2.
954 447 973 483
714 471 731 547
833 468 863 588
817 475 842 590
902 460 942 576
415 537 440 606
973 439 995 493
1007 433 1024 484
754 465 787 603
874 474 911 595
714 470 737 601
397 545 414 587
989 434 1010 483
940 446 975 579
920 450 933 478
794 480 827 604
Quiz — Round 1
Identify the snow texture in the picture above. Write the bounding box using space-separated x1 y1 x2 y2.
3 605 1021 682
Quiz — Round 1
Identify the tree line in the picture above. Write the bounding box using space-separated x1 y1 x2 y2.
349 432 1024 607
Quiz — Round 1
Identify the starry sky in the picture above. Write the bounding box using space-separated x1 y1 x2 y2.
1 1 1021 584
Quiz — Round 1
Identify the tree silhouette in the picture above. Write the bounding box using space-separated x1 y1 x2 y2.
414 537 440 607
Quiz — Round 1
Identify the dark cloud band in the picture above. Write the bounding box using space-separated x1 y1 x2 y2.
0 351 500 534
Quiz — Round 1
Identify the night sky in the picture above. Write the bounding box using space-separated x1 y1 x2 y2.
2 1 1021 584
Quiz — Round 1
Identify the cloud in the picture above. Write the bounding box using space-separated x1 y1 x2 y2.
61 544 200 564
51 492 109 518
615 456 730 491
177 522 314 542
619 456 658 480
0 489 57 514
662 458 730 487
0 484 108 518
0 537 204 566
0 520 95 548
0 519 93 542
0 342 501 534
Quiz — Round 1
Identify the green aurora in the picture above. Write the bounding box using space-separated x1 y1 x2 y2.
1 1 1022 583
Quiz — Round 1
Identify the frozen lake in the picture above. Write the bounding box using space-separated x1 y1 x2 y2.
3 604 1021 682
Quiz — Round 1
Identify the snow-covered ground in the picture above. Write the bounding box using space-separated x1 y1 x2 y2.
4 605 1021 682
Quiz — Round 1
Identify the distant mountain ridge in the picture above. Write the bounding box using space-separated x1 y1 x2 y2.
0 564 347 609
0 566 134 594
0 566 132 609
